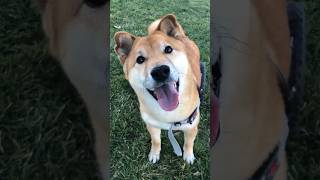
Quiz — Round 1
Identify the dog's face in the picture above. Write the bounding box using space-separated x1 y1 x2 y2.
114 15 198 112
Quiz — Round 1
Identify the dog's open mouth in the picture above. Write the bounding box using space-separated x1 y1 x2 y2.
147 80 179 111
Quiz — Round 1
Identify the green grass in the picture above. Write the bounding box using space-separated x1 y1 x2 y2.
110 0 210 179
0 1 99 179
287 0 320 179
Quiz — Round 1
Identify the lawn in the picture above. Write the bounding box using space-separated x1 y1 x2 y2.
0 1 99 179
287 0 320 179
110 0 210 179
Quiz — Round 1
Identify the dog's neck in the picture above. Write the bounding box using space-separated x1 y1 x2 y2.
211 0 290 179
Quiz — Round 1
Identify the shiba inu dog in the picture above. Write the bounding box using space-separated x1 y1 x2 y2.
114 14 202 164
37 0 109 179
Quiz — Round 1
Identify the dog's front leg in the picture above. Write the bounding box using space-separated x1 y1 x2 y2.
183 125 198 164
146 124 161 163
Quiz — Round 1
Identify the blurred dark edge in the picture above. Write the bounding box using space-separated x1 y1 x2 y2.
0 0 111 179
106 0 111 179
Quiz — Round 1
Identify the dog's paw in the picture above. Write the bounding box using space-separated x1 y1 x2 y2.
148 151 160 163
183 153 195 164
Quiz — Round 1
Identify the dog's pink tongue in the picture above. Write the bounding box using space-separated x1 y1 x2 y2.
154 82 179 111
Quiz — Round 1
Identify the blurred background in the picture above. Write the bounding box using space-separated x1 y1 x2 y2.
287 0 320 179
0 1 99 179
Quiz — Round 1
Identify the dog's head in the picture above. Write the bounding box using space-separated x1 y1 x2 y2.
114 14 200 112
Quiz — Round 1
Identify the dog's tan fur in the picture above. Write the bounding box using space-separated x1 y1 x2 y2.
114 14 201 164
37 1 109 179
211 0 291 179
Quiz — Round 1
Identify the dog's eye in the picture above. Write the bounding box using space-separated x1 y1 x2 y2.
164 46 173 54
84 0 107 8
136 56 145 64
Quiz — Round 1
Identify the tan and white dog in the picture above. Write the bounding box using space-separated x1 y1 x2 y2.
114 14 202 164
211 0 291 179
37 0 109 179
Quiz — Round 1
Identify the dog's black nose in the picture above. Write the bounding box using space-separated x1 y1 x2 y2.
151 65 170 82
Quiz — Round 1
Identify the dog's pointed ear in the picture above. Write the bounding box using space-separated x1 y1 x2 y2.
158 14 186 38
114 32 135 64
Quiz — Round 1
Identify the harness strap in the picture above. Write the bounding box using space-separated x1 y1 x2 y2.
168 125 183 156
167 107 198 156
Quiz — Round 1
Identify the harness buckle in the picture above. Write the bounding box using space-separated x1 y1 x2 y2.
174 122 181 126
